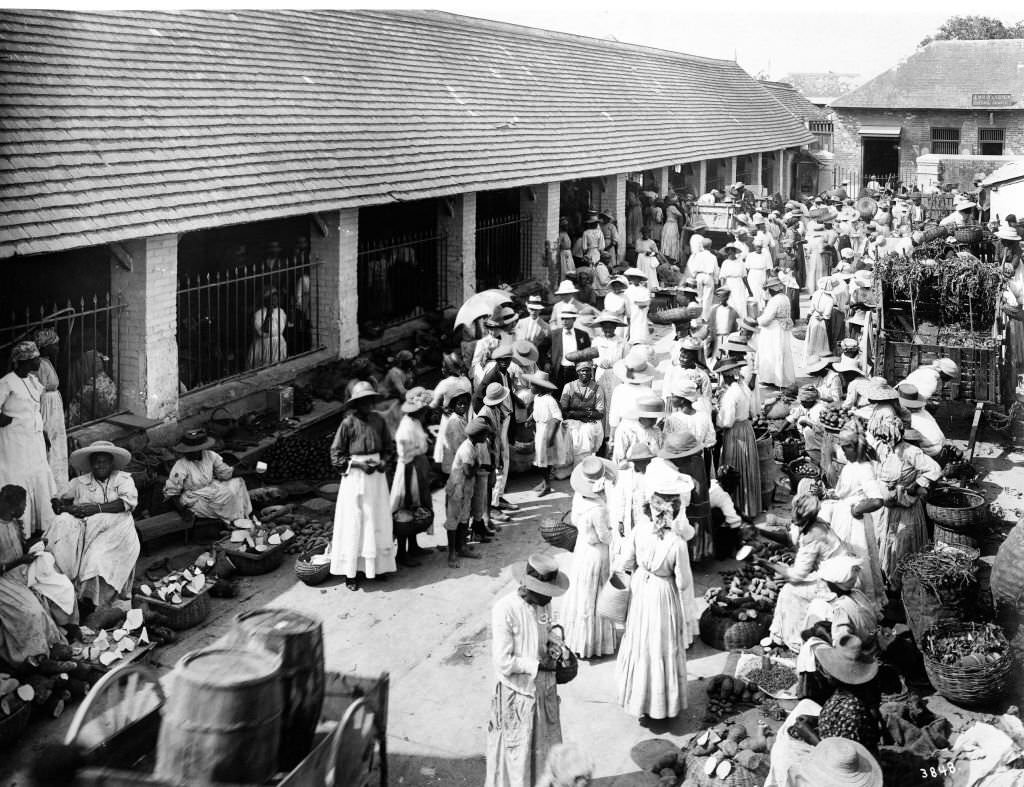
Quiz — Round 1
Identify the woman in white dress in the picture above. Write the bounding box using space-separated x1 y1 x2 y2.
390 387 435 566
745 239 771 307
560 457 617 659
615 461 692 719
661 198 684 261
719 245 750 317
591 313 628 440
164 430 254 524
757 277 796 388
602 279 631 340
0 342 56 536
624 270 651 344
34 329 68 494
48 440 141 607
804 223 828 293
527 371 563 496
247 289 288 369
329 382 397 590
804 278 834 364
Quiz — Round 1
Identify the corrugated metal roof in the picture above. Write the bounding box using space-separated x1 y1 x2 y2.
983 160 1024 188
759 81 827 122
831 40 1024 110
0 9 814 258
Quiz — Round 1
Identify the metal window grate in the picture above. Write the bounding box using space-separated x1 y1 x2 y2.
930 127 961 155
979 128 1005 155
357 231 448 329
475 215 533 289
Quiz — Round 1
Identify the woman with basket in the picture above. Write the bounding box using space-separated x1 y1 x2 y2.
614 461 694 720
390 387 435 568
560 457 617 659
485 553 569 787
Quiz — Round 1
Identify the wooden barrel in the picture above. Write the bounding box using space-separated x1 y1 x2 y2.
232 608 326 770
155 648 283 783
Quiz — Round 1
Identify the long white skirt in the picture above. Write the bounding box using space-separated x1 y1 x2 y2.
0 424 57 537
330 454 397 579
183 478 253 523
41 390 69 494
564 419 603 464
616 567 687 719
560 539 616 658
758 322 796 387
46 511 140 605
247 334 287 369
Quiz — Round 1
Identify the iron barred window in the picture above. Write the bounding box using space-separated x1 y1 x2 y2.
930 127 961 155
979 128 1005 156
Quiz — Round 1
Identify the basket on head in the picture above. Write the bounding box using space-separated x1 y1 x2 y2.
925 487 988 533
921 621 1013 707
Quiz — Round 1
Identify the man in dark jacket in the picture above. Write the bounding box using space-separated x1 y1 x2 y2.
548 308 591 392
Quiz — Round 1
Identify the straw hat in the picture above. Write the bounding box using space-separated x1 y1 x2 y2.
400 386 431 413
739 316 759 333
805 356 836 374
624 267 647 280
555 280 579 295
818 554 861 591
609 275 629 288
679 336 702 353
633 394 665 419
671 379 700 400
526 294 546 311
765 275 783 291
791 738 882 787
524 370 557 391
592 311 626 327
614 354 654 384
70 439 132 474
896 382 926 410
512 340 539 365
816 634 879 685
558 307 579 320
847 310 869 327
798 384 820 402
442 378 473 406
644 459 696 499
570 456 618 497
513 553 569 597
867 382 898 403
933 357 959 377
997 225 1022 242
626 442 656 462
659 431 702 459
832 356 865 376
483 382 510 407
464 417 493 439
491 345 514 360
713 358 746 375
345 380 383 408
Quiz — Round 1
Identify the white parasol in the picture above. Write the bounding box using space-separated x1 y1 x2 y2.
454 289 514 331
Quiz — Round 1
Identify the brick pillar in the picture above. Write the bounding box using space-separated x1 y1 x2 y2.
653 167 671 196
606 173 627 242
310 208 359 360
754 153 763 187
520 182 560 283
439 193 477 303
729 157 738 187
778 149 788 197
698 160 708 195
110 234 179 421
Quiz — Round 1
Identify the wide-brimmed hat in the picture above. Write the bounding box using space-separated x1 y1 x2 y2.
896 382 926 410
609 275 629 288
660 430 701 459
833 356 866 376
485 306 517 328
819 554 861 591
805 355 836 374
399 386 429 413
491 344 514 360
524 370 557 391
10 341 39 363
798 384 820 402
644 459 696 500
681 278 699 295
623 267 647 280
714 286 731 298
464 417 493 439
512 340 539 365
555 280 579 295
558 307 579 320
997 225 1023 242
765 275 783 291
867 382 899 403
514 553 569 597
626 442 656 462
722 334 753 354
739 316 759 333
722 243 742 255
678 336 702 353
632 393 665 419
592 311 626 327
852 270 874 289
442 378 473 406
346 380 383 408
483 382 510 406
33 328 59 349
526 294 546 311
614 354 654 384
671 378 700 400
817 634 879 685
847 310 869 327
714 358 746 375
793 738 882 787
954 199 977 211
902 426 926 444
70 439 132 474
840 337 861 352
570 456 618 497
933 357 959 377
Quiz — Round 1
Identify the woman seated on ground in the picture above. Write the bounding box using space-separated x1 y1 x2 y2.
163 429 254 525
807 635 884 753
764 493 855 653
47 440 141 609
1 485 70 667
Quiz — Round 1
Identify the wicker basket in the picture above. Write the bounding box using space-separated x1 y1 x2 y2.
925 488 988 533
219 541 287 576
922 621 1014 707
934 524 978 551
955 225 983 245
992 520 1024 609
540 513 578 551
699 608 770 652
134 583 212 631
901 571 976 645
565 347 599 363
393 509 432 539
0 699 32 748
596 571 632 624
295 555 332 586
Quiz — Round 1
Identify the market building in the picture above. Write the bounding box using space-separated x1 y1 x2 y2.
0 9 812 435
828 39 1024 189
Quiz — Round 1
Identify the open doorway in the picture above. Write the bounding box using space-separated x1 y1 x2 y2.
861 136 899 187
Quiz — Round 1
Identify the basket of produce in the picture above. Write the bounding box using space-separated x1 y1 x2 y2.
282 516 331 555
682 722 772 787
699 607 770 651
925 487 988 533
897 547 977 644
704 674 767 720
818 404 852 433
294 551 332 586
921 621 1013 707
219 519 292 575
134 552 216 631
737 655 799 699
540 512 578 552
955 225 983 245
786 457 821 481
261 432 335 482
221 542 287 576
394 507 432 539
564 346 599 363
933 524 978 552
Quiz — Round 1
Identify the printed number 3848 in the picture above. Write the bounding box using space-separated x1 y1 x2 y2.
921 763 956 778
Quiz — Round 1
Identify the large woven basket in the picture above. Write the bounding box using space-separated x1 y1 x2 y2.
925 488 988 533
955 225 983 245
219 541 287 576
900 571 976 645
934 524 978 552
699 608 769 652
294 554 332 586
596 571 631 624
540 513 578 551
134 584 212 631
993 520 1024 609
922 621 1014 707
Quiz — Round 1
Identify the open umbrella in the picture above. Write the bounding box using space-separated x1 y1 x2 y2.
454 289 514 331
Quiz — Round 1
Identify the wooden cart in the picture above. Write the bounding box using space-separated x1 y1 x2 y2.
67 663 389 786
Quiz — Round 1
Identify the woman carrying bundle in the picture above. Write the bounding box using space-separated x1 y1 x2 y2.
390 387 435 567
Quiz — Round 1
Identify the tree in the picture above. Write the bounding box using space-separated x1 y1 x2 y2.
920 15 1024 46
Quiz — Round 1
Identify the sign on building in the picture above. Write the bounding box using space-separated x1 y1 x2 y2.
971 94 1016 108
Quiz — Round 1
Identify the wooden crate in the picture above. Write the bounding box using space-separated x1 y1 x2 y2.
879 334 1000 404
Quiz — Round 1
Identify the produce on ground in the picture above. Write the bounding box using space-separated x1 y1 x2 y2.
742 661 797 695
223 518 296 555
263 511 331 556
136 552 216 604
260 433 335 482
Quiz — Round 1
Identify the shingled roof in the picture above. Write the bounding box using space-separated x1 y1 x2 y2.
831 39 1024 110
759 81 828 122
0 9 814 259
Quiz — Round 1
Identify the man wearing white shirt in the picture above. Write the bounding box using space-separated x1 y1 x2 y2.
901 358 958 402
898 383 945 459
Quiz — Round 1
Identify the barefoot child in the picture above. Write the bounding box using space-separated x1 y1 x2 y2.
444 417 492 568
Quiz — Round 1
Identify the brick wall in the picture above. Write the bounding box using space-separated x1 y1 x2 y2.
110 234 179 420
832 108 1024 180
438 193 476 304
309 208 359 360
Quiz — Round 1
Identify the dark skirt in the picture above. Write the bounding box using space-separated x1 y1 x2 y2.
721 420 762 519
675 453 712 563
827 310 846 353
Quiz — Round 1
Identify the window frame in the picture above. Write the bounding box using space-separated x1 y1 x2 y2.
979 127 1005 156
929 126 961 156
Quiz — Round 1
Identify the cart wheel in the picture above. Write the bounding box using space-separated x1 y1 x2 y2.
64 662 165 751
329 698 379 787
